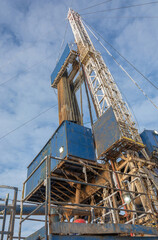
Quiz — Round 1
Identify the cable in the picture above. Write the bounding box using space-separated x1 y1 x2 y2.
116 82 140 132
83 19 158 90
83 21 158 110
0 45 36 72
79 0 112 12
47 64 58 100
0 17 67 138
53 18 69 100
0 20 68 87
0 19 68 88
0 104 58 140
0 53 54 87
84 16 158 19
80 1 158 15
56 19 69 64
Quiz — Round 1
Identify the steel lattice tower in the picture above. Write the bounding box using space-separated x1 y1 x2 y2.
68 9 143 144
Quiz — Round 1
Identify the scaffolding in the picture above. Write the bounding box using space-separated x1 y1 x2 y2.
18 155 158 239
0 185 18 240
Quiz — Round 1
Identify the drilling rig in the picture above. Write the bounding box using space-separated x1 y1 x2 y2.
2 8 158 240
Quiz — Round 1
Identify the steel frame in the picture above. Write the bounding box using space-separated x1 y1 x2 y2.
18 156 51 240
67 9 147 153
0 185 18 240
19 155 158 239
66 8 158 231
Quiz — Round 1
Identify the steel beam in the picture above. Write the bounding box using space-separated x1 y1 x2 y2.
49 222 158 236
49 236 158 240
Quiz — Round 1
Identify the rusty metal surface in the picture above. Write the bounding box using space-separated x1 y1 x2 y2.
57 73 80 125
24 224 158 240
0 204 46 215
50 222 158 236
24 156 100 203
50 236 158 240
0 204 91 216
0 186 18 240
24 226 158 240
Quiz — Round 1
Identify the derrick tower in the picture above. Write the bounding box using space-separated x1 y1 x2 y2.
66 9 158 225
68 9 140 142
18 8 158 240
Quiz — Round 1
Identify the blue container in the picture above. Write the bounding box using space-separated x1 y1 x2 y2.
140 130 158 158
93 107 121 158
92 107 144 159
26 121 96 197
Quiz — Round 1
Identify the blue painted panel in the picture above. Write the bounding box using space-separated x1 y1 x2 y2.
51 44 70 86
140 130 158 157
27 140 52 177
93 107 121 158
66 121 96 160
26 161 46 196
50 235 157 240
27 121 95 177
54 122 67 159
26 121 96 197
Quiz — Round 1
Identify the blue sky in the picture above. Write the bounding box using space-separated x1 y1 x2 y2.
0 0 158 236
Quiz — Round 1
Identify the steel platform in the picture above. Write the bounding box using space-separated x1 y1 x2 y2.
25 225 158 240
24 156 103 203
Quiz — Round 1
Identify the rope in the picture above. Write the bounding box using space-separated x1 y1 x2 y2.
83 19 158 91
79 0 112 11
81 1 158 15
0 104 58 140
83 20 158 111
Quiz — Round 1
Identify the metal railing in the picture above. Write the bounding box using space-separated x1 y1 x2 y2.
0 185 18 240
18 154 158 239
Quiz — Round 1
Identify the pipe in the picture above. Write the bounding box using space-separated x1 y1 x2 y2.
0 204 45 215
0 204 91 216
